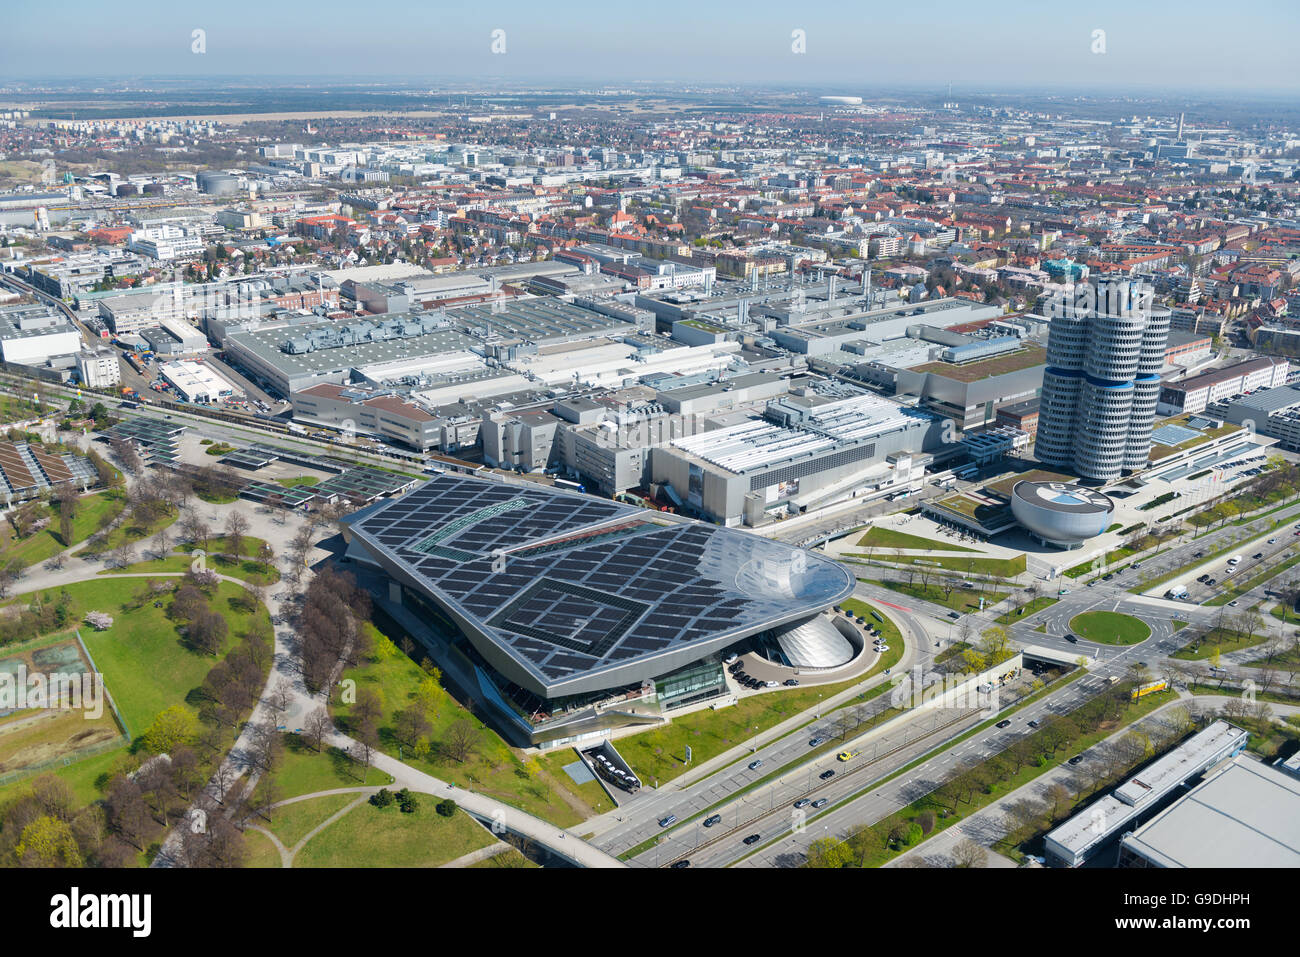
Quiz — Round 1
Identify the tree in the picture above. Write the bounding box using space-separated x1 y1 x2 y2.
444 719 480 763
105 777 151 850
179 512 211 553
141 705 199 755
304 708 332 752
224 510 249 559
394 706 431 748
170 583 206 622
150 527 170 561
15 816 82 868
806 837 852 868
353 720 378 781
187 605 229 656
950 838 987 869
108 540 136 570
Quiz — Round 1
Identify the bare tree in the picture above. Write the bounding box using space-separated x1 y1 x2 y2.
304 708 332 753
443 718 479 763
224 510 250 559
950 838 987 868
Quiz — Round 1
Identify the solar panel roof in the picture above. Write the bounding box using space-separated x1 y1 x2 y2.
344 474 854 698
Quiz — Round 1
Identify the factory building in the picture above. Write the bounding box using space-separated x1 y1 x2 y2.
651 391 942 526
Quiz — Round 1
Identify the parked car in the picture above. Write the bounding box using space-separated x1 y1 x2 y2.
784 678 800 687
723 653 739 665
764 680 779 688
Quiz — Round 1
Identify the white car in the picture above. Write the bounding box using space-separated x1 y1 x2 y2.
764 680 779 688
874 645 890 653
723 653 739 665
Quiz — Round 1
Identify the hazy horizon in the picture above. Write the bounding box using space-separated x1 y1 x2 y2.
2 0 1296 94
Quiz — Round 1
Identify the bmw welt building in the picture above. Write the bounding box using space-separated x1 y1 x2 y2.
342 474 855 748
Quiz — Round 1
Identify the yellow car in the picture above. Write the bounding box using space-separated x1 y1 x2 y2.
836 750 857 762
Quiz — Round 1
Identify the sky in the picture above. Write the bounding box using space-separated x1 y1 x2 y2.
2 0 1297 93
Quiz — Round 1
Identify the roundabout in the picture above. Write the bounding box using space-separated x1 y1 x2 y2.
1068 610 1151 645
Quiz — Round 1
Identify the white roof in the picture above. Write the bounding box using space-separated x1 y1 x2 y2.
1121 756 1300 868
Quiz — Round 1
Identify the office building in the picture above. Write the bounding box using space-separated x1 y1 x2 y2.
1036 281 1171 482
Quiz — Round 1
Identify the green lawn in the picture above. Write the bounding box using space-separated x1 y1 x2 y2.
100 551 280 586
334 618 587 827
261 793 360 849
470 847 538 868
1068 611 1151 645
862 579 1009 614
243 828 282 868
277 733 393 799
0 489 126 565
855 527 976 552
0 742 129 808
69 577 271 734
276 476 319 488
1171 626 1272 661
850 552 1026 577
995 595 1058 624
293 802 494 868
98 503 178 554
537 749 615 817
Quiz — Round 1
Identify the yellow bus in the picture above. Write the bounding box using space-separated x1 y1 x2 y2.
1131 679 1169 700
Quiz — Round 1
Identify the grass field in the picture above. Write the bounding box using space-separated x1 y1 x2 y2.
243 829 283 867
537 749 615 816
1068 611 1151 645
855 527 975 552
334 618 587 827
101 551 280 586
1171 626 1272 661
848 552 1026 577
293 802 494 868
63 577 271 733
470 847 538 868
862 579 1009 614
995 596 1058 624
276 733 393 799
276 476 319 488
0 489 126 565
261 793 360 849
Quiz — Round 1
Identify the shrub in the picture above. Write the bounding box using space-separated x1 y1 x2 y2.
370 788 394 808
435 798 457 818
